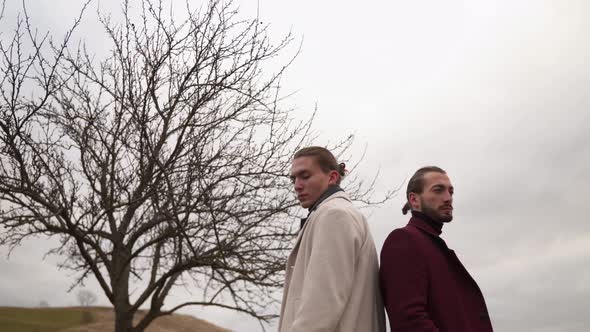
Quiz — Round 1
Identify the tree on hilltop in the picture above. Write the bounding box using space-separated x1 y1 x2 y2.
0 1 392 331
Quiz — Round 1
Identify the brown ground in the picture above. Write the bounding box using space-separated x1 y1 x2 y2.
62 307 231 332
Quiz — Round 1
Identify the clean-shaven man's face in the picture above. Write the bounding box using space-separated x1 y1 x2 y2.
290 156 337 208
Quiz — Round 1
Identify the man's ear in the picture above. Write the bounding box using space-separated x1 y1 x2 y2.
409 192 421 210
328 170 339 185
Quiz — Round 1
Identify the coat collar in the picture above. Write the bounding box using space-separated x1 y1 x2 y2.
300 185 344 229
409 215 443 237
408 214 454 251
290 191 350 257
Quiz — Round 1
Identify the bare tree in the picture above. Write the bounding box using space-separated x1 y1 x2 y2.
77 289 98 307
0 1 392 331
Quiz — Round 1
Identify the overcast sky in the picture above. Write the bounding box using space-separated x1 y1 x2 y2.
1 1 589 331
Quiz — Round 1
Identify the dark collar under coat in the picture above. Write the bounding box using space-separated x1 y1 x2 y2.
409 210 455 251
409 210 444 236
300 185 344 229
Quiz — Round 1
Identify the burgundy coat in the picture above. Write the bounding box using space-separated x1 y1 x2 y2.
379 214 493 332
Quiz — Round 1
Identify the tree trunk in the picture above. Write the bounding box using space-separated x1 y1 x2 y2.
112 246 134 332
114 307 134 332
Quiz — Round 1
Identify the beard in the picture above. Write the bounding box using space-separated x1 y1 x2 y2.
420 198 453 223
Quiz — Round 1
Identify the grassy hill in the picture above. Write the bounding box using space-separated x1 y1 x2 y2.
0 306 230 332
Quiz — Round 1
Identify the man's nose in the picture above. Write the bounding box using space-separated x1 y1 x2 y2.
443 190 453 202
294 178 303 191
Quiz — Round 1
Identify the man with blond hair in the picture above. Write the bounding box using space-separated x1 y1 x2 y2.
278 146 385 332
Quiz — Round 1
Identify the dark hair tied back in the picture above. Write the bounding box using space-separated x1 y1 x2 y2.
402 201 411 215
293 146 346 185
338 163 346 176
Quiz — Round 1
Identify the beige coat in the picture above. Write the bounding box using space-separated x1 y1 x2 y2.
278 192 385 332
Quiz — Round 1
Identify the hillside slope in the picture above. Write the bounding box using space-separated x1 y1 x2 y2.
0 306 230 332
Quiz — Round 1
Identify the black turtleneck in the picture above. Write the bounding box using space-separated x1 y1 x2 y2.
411 210 443 235
300 185 344 229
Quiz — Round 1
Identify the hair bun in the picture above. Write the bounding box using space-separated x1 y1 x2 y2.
402 201 410 215
338 162 346 176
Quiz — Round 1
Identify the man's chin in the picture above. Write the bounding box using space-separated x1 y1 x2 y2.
429 211 453 223
299 201 311 209
440 215 453 223
437 212 453 223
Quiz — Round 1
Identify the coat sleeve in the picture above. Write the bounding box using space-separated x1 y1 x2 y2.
379 229 440 332
289 207 362 332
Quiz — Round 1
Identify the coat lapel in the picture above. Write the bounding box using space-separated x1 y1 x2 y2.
287 191 350 265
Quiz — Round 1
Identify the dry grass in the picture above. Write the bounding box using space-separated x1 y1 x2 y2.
0 306 87 332
64 307 230 332
0 307 230 332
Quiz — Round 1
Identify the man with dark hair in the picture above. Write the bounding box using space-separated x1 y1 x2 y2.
278 146 385 332
379 167 493 332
